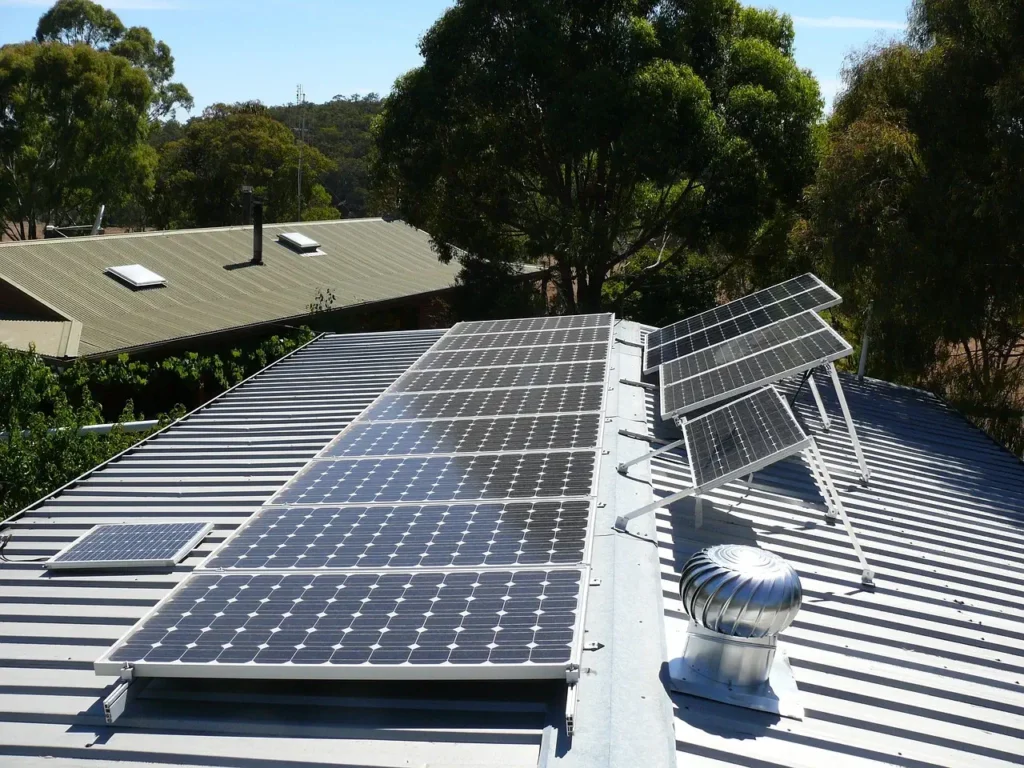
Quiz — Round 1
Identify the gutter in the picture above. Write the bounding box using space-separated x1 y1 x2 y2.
0 419 159 440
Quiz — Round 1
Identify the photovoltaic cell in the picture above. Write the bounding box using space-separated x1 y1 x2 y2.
203 501 591 570
100 569 583 674
434 326 610 352
646 274 829 350
393 361 606 393
416 343 608 371
685 388 808 489
323 414 601 458
363 385 604 421
661 327 851 417
452 313 613 336
276 452 597 505
645 287 838 371
46 522 212 570
661 312 827 385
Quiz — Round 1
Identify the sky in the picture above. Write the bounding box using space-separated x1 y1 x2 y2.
0 0 911 115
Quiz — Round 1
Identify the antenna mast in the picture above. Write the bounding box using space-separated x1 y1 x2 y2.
296 84 305 222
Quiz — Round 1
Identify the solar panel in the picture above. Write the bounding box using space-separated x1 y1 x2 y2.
645 285 839 371
45 522 212 570
684 387 810 490
96 569 584 679
276 452 597 505
434 326 610 352
452 313 613 336
363 385 604 421
646 273 831 351
203 501 591 570
661 311 827 384
324 414 601 457
661 326 851 417
416 343 608 371
393 361 607 393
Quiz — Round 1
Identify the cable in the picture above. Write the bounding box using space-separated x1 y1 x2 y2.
0 533 49 563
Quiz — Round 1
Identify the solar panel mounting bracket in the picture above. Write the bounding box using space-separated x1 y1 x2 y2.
617 436 686 477
102 667 139 724
618 378 657 391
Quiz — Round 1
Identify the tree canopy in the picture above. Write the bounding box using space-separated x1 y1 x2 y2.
152 102 338 228
800 0 1024 452
371 0 821 313
36 0 192 118
0 41 154 240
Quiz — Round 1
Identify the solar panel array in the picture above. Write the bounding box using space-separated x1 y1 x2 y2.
98 314 614 682
46 522 212 570
644 273 840 372
683 387 810 490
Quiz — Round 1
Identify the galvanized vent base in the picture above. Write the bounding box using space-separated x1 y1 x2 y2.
669 622 804 720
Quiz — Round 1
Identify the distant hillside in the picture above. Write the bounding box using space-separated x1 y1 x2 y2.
270 94 382 219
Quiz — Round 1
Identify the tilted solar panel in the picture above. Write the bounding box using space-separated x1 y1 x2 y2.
45 522 212 570
645 273 830 352
683 387 810 490
661 325 852 418
660 311 827 386
644 285 839 372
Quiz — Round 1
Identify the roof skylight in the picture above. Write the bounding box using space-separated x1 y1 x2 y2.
105 264 167 288
277 232 326 255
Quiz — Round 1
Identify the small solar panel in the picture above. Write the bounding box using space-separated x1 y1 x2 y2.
324 414 601 457
203 501 590 570
684 387 810 489
393 361 607 392
363 385 604 421
645 286 839 371
46 522 213 570
434 326 610 352
661 326 852 418
416 343 608 371
452 313 613 336
277 452 597 505
661 312 827 385
97 569 584 678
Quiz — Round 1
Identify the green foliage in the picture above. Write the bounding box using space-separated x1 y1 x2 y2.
35 0 192 119
309 287 337 314
449 261 545 322
270 94 383 218
800 0 1024 454
371 0 821 313
152 102 338 228
0 40 154 240
0 327 315 519
605 249 717 328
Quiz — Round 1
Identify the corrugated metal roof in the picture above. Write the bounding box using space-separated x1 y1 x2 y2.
5 318 1024 768
0 318 79 357
0 219 460 357
0 329 557 768
646 358 1024 767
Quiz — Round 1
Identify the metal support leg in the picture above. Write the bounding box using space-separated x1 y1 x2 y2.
614 486 696 533
807 441 875 586
826 363 870 484
805 445 838 522
694 495 703 529
617 438 686 475
807 373 832 432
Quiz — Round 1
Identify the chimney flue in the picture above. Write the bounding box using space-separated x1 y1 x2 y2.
252 200 263 265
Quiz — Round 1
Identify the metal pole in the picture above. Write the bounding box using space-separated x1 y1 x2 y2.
807 372 832 432
826 362 871 484
296 84 304 222
857 302 873 381
807 441 875 586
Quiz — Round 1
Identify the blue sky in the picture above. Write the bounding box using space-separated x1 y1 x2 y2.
0 0 910 115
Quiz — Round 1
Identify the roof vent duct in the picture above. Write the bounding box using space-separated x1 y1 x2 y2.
668 545 805 719
252 200 263 265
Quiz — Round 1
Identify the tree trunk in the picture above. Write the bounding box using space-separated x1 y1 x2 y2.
578 269 605 314
27 216 37 240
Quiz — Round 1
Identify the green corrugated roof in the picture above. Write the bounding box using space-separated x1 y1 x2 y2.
0 219 459 357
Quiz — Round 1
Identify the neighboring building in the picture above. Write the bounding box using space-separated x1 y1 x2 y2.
0 320 1022 767
0 218 462 359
